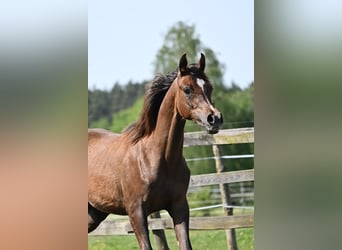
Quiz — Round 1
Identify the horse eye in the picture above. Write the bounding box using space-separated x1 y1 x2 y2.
183 87 192 95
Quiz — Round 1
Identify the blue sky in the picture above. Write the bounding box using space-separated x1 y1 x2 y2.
88 0 254 90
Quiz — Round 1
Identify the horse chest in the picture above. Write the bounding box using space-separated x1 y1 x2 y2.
141 163 190 211
142 160 189 190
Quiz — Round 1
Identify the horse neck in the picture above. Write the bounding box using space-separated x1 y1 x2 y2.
152 81 185 163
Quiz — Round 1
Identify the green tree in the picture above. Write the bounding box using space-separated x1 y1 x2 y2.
88 89 111 126
110 97 143 132
88 81 147 128
154 21 225 88
109 82 124 114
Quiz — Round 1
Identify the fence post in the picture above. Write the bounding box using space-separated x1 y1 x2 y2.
212 145 238 250
149 211 170 250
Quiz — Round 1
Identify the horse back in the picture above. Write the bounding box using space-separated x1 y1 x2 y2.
88 128 118 145
89 128 115 140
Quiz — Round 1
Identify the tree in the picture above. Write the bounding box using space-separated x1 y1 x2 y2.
88 89 111 126
109 82 124 114
154 21 225 88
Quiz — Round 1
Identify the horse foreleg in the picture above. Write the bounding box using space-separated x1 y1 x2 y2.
88 202 109 233
168 199 192 250
128 204 152 250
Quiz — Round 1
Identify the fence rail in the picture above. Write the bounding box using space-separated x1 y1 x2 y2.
183 127 254 146
90 214 254 236
89 127 254 249
189 169 254 188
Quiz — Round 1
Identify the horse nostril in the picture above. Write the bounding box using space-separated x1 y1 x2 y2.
208 113 223 126
207 114 215 125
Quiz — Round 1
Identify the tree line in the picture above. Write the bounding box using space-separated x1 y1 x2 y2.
88 81 147 127
88 80 254 131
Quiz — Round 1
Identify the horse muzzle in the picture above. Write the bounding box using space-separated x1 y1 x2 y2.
206 112 223 134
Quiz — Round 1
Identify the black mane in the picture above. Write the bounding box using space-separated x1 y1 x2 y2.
123 71 177 144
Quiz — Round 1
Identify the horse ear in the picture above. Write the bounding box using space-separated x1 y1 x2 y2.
198 53 206 72
178 53 188 76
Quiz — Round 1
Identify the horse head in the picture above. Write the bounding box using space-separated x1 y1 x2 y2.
175 53 223 134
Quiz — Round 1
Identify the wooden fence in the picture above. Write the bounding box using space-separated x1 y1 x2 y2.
89 127 254 249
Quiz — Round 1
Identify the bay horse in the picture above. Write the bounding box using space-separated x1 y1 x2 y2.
88 53 223 250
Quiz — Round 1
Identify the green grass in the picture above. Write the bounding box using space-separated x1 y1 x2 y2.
88 228 254 250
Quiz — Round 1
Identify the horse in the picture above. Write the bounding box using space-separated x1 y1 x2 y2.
88 53 223 250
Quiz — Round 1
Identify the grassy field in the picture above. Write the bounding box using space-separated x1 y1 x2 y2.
88 228 254 250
